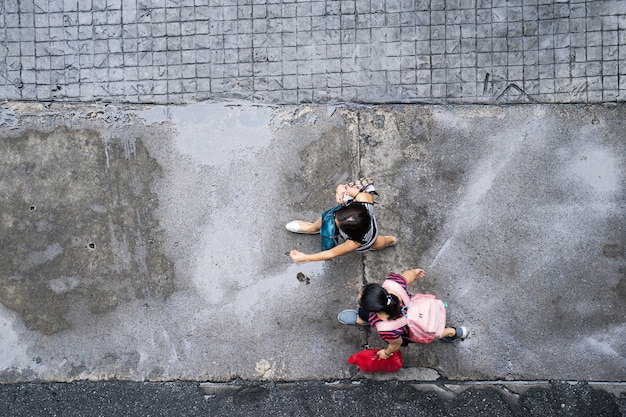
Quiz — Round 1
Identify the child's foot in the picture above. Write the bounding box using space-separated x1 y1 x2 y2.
286 221 319 234
440 326 468 342
337 310 368 326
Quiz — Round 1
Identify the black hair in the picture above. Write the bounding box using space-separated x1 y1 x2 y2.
359 283 403 319
335 202 370 243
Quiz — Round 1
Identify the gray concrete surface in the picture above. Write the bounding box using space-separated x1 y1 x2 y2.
0 101 624 385
1 0 625 104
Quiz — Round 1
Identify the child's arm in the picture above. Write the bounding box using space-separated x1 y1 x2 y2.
335 184 374 204
290 239 361 262
401 268 426 285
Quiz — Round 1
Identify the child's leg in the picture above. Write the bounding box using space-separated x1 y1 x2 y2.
293 217 322 233
440 327 456 338
439 326 468 342
357 307 370 324
371 235 397 250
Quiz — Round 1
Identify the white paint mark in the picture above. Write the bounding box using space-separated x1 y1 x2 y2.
584 337 622 358
0 307 30 366
569 149 620 194
48 276 80 294
136 104 273 168
429 238 451 268
22 243 63 271
90 204 107 213
255 359 274 379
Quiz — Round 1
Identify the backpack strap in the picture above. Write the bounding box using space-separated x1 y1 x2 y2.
375 316 408 332
382 280 410 305
375 279 411 332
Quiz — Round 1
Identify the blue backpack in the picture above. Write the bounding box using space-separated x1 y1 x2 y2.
320 205 342 251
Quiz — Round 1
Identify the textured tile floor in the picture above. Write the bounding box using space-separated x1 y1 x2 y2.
0 0 624 104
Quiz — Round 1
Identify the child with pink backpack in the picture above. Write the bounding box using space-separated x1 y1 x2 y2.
338 268 468 360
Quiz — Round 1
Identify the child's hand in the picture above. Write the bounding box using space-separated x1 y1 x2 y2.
289 249 307 262
377 349 393 359
414 268 426 278
335 184 347 204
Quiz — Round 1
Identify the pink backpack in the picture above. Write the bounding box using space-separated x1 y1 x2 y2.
375 280 447 344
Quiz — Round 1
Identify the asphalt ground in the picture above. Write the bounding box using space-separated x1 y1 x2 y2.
0 380 625 417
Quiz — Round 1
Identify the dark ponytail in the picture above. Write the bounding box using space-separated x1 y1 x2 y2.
359 283 403 319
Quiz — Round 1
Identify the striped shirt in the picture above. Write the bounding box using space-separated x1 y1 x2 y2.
368 273 410 342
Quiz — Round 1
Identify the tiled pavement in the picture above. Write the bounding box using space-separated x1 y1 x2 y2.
0 0 625 105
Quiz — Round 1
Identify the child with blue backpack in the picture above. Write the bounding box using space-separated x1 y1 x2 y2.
286 180 396 262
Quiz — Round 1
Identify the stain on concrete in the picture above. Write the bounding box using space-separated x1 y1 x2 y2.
0 126 175 335
603 243 623 258
615 273 626 300
296 272 310 285
279 107 357 212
